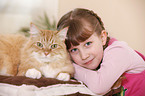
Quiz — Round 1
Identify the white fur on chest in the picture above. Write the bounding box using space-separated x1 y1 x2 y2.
40 65 61 78
0 67 8 76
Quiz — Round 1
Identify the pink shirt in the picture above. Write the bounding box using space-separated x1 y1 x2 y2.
122 70 145 96
73 40 145 95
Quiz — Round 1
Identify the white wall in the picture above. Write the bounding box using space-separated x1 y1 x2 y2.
0 0 58 33
58 0 145 55
0 0 144 54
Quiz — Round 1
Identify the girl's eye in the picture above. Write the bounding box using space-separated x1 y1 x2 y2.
85 42 92 46
51 44 58 49
37 42 43 47
70 48 78 53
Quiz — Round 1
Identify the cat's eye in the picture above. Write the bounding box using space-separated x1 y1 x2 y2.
51 44 57 49
37 42 43 47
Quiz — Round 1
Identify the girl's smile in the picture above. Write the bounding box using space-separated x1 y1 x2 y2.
69 31 107 69
84 58 94 65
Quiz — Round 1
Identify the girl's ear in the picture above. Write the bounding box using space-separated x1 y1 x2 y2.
101 30 108 45
29 23 40 37
57 27 68 41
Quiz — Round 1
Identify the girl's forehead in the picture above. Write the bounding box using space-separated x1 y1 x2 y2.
71 32 99 46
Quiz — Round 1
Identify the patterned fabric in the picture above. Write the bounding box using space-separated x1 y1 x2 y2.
122 70 145 96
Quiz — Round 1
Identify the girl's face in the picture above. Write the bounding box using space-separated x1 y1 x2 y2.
69 31 107 69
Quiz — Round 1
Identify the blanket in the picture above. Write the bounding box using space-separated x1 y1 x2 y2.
0 75 99 96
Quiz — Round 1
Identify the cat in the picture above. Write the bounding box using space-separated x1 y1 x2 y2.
0 23 74 81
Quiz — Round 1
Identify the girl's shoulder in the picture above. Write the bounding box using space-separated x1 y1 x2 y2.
104 39 145 73
107 37 129 49
105 40 130 52
107 38 145 61
104 39 143 63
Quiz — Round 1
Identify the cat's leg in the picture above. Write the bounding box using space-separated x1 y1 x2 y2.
25 68 42 79
56 73 70 81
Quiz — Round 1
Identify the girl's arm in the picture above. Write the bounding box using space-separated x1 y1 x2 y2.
73 42 134 95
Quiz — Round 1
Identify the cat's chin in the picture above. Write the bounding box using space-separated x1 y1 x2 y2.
39 58 51 63
34 57 51 64
43 62 50 64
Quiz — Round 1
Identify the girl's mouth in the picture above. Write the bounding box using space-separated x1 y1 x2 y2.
84 59 94 65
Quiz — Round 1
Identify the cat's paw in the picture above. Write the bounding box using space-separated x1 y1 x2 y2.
56 73 70 81
25 68 41 79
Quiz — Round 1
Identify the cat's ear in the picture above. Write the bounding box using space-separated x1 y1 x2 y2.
29 23 40 37
57 27 68 41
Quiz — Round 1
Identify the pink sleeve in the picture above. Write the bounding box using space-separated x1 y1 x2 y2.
109 37 145 61
73 43 132 95
135 50 145 61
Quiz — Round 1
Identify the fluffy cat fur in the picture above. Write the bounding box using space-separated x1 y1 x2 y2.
0 23 74 81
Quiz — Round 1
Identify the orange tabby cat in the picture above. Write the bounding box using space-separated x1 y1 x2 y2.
0 23 74 81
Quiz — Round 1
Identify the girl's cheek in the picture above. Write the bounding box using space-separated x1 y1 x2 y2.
70 54 76 61
71 55 79 63
71 55 77 61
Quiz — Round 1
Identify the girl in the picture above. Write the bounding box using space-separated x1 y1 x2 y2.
57 8 145 96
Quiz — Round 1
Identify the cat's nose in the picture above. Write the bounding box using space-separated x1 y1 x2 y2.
44 51 49 56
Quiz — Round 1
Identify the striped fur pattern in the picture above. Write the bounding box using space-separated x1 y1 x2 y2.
0 23 74 80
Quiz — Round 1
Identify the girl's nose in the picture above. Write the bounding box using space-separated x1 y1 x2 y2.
80 50 89 60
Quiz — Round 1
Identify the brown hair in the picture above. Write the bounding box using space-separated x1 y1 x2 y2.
57 8 110 50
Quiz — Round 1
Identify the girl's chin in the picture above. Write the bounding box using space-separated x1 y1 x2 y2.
83 65 98 70
85 63 100 70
